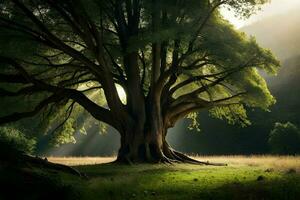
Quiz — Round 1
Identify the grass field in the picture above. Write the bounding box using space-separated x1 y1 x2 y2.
44 156 300 200
48 155 300 172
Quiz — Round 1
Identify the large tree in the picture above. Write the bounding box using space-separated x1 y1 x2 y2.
0 0 279 163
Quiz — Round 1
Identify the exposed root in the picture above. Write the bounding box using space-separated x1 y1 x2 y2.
22 155 88 178
114 137 227 166
114 147 227 166
158 152 182 164
163 142 227 166
173 150 227 166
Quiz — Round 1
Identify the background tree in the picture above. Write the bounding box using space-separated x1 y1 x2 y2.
0 0 279 163
268 122 300 155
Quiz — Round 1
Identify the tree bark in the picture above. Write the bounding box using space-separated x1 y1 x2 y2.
114 107 226 165
116 127 167 164
114 102 227 166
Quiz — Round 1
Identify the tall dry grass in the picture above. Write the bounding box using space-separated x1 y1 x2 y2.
48 155 300 172
194 155 300 171
48 156 115 166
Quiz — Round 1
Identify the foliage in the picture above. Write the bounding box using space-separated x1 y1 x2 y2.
166 51 300 156
268 122 300 155
0 126 36 155
0 0 279 159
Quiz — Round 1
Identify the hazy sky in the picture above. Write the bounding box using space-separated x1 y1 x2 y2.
221 0 300 28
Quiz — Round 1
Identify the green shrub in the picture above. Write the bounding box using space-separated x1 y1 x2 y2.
268 122 300 154
0 126 36 155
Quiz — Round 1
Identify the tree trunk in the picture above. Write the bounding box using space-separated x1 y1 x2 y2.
114 80 226 165
115 118 227 165
115 116 193 164
116 125 165 163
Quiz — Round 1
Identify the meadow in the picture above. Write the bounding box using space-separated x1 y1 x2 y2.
44 156 300 200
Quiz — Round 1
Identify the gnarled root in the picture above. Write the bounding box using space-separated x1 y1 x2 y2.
162 142 227 166
172 150 227 166
115 141 227 166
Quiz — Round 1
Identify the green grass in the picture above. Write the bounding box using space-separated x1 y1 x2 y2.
2 156 300 200
69 161 300 200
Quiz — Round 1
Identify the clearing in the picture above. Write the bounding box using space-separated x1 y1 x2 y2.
52 156 300 200
1 156 300 200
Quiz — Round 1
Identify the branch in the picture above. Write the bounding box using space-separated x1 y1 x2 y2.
166 92 246 127
0 57 118 129
211 92 246 104
186 0 228 53
0 94 63 125
11 0 104 80
0 86 42 97
169 69 230 95
139 50 147 89
49 101 75 135
170 54 259 104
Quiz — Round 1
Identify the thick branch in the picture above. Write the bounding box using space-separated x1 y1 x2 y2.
0 57 118 129
0 94 63 125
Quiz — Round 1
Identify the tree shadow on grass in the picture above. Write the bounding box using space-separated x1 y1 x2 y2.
1 162 300 200
77 164 300 200
0 163 79 200
200 177 300 200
